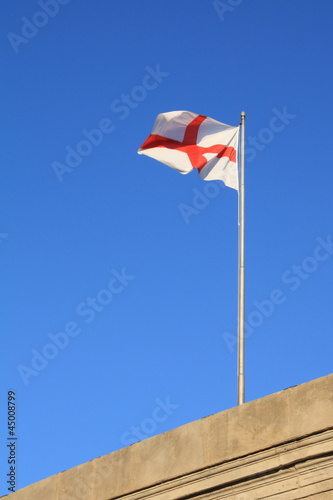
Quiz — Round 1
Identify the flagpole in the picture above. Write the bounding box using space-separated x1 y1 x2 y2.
238 111 246 405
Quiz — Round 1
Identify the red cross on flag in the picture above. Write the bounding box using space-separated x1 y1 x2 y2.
138 110 240 190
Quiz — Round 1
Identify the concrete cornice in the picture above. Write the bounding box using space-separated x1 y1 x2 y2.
4 373 333 500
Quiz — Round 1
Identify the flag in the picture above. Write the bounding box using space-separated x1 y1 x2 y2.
138 110 239 190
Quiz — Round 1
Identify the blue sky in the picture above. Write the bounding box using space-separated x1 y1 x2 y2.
1 0 333 494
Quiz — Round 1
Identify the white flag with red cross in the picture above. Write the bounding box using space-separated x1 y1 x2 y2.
138 110 239 190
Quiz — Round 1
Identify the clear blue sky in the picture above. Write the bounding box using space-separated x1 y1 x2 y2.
1 0 333 493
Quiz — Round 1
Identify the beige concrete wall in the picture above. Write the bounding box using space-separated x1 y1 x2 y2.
4 373 333 499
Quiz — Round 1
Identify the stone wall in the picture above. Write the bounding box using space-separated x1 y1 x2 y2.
3 373 333 499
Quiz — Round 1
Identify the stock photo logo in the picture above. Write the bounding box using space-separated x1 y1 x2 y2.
17 268 135 385
51 396 176 500
213 0 244 23
245 107 296 163
7 0 71 54
51 65 170 182
178 182 224 225
223 236 333 353
0 233 9 244
120 397 180 446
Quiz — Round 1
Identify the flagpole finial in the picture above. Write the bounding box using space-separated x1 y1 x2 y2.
241 111 246 119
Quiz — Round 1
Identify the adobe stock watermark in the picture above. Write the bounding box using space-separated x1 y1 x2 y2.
7 0 71 55
245 107 296 163
60 458 117 500
0 233 9 244
120 396 180 446
178 181 225 225
17 268 135 385
223 235 333 353
178 106 296 225
58 397 178 499
213 0 244 23
51 64 169 182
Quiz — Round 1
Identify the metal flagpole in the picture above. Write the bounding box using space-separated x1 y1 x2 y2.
237 111 246 405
